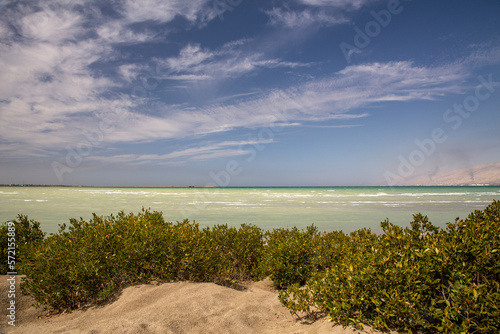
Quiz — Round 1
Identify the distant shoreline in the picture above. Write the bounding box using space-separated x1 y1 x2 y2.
1 184 499 188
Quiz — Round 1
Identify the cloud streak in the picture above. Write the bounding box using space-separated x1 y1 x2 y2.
265 7 348 28
86 139 274 166
151 42 313 82
297 0 379 11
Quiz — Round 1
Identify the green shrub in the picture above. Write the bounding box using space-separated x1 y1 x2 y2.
427 202 500 332
0 215 46 275
259 225 322 289
13 201 500 332
205 223 264 285
19 209 264 311
279 201 500 333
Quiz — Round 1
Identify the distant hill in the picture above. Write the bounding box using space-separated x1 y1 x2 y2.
394 162 500 186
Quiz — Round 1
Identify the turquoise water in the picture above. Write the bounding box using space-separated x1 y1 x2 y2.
1 186 499 235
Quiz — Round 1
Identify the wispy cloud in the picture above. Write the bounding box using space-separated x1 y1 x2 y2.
151 42 313 82
297 0 379 11
265 7 348 28
464 44 500 67
87 139 274 166
95 21 156 44
98 60 469 147
0 0 217 158
299 124 365 128
118 0 217 25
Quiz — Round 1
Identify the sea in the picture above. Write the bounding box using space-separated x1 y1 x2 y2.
1 186 499 235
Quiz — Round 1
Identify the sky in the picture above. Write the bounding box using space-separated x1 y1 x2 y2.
0 0 499 187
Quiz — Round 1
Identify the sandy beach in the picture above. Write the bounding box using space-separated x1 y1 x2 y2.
0 275 393 334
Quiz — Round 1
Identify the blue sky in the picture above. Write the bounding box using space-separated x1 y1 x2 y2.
0 0 499 186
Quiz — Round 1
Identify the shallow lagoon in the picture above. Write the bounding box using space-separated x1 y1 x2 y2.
1 186 499 234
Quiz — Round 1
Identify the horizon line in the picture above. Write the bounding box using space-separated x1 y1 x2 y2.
1 184 498 188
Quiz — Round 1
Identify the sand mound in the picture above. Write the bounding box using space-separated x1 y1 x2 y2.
0 276 391 334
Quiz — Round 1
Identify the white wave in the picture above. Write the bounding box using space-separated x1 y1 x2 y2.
226 203 265 206
398 192 500 197
158 193 192 196
252 190 499 200
463 200 492 203
187 201 242 205
189 191 230 195
76 190 224 196
187 201 216 204
258 193 317 198
357 192 390 197
78 190 154 196
350 201 392 204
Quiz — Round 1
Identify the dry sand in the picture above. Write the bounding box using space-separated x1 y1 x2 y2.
0 275 395 334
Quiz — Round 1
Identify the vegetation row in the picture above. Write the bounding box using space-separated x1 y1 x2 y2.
1 201 499 333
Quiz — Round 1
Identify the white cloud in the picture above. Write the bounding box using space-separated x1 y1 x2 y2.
0 23 121 153
162 44 215 73
16 6 83 43
118 64 147 83
96 21 156 44
153 42 312 82
120 0 215 24
464 44 500 67
265 8 348 28
298 0 378 10
87 139 274 166
0 0 219 158
164 74 213 81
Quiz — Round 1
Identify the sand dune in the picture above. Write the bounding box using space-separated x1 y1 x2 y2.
0 276 392 334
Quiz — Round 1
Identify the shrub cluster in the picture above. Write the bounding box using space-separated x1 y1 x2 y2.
2 201 499 333
279 201 500 333
0 215 46 275
257 225 322 289
16 209 263 311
